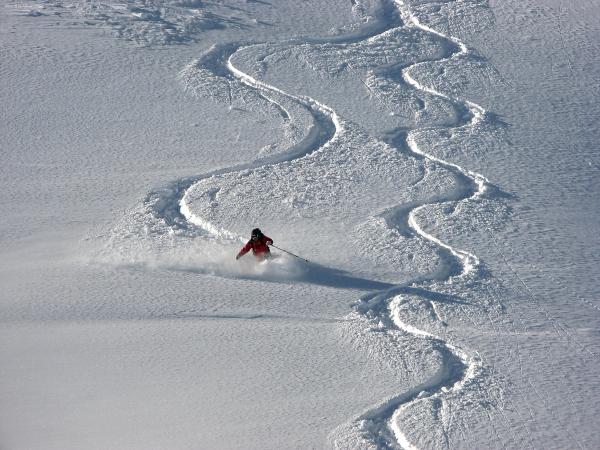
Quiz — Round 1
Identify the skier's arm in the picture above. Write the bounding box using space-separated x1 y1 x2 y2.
263 235 273 246
236 242 252 259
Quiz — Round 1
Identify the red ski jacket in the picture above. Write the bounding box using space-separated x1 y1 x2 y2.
237 235 273 259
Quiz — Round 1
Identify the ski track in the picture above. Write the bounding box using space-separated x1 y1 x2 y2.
140 1 497 448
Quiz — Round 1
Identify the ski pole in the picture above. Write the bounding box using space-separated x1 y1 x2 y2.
270 244 310 263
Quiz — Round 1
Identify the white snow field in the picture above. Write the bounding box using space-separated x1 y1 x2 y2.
1 0 599 448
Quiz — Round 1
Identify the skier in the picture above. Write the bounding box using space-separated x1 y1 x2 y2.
236 228 274 261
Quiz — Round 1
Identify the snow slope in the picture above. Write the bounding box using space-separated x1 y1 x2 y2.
1 0 599 449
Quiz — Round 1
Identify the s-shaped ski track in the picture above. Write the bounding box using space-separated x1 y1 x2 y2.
332 1 497 448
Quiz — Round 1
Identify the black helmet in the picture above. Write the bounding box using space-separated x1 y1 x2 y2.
251 228 262 238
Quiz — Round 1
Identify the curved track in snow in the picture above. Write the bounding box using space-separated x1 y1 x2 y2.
333 2 496 447
140 42 336 241
141 1 497 448
180 44 343 236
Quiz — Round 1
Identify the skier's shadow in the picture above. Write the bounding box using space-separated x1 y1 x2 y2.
299 262 395 291
298 265 470 306
170 258 393 290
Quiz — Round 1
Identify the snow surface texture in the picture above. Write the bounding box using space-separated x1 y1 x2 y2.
2 0 600 449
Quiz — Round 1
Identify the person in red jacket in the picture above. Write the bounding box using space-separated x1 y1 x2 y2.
236 228 273 261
